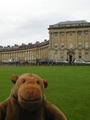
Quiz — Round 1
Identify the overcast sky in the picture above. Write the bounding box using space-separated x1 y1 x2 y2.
0 0 90 47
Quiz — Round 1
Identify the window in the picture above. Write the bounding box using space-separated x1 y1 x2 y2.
79 53 82 59
78 42 81 47
25 52 27 54
55 54 57 59
85 32 88 36
78 32 82 36
85 42 88 48
61 43 64 48
61 53 64 59
55 43 58 48
70 42 73 48
55 33 58 37
61 33 64 36
85 53 88 59
70 32 72 36
55 50 57 54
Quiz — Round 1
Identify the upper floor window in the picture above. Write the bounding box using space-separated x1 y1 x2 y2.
61 43 64 48
78 42 81 47
85 42 88 48
70 42 73 48
55 43 58 48
85 32 88 36
78 32 82 36
70 32 73 36
55 32 58 37
25 52 27 54
61 33 64 36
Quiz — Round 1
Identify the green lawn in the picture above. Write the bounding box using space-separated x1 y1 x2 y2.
0 66 90 120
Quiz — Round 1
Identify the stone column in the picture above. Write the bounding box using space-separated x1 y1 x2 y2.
49 33 52 49
64 49 67 60
82 31 85 60
88 31 90 60
20 51 22 60
89 31 90 48
58 32 60 49
82 31 85 48
39 49 41 59
57 32 60 59
65 32 67 48
32 50 34 60
52 33 54 49
28 50 30 61
0 53 2 62
31 50 32 60
76 31 77 48
75 49 78 59
41 48 43 59
30 51 31 61
82 49 85 60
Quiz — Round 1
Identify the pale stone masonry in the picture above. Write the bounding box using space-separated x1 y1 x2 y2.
0 20 90 63
48 20 90 62
0 40 49 63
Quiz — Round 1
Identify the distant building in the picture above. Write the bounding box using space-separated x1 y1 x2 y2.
0 40 49 62
48 20 90 62
0 20 90 63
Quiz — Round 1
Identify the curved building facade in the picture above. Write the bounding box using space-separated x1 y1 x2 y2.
0 40 49 63
0 20 90 63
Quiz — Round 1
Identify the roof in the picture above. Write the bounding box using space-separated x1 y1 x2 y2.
48 20 90 29
52 20 88 26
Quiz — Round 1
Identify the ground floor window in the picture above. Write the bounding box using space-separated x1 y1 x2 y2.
85 53 89 59
55 54 57 60
79 53 82 59
61 53 64 59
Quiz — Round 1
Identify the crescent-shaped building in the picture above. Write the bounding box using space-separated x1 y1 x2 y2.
0 20 90 63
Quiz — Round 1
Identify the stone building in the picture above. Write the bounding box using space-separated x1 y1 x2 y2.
0 40 49 63
0 20 90 63
48 20 90 62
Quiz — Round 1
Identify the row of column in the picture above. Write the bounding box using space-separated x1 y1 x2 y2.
0 47 48 62
49 31 90 49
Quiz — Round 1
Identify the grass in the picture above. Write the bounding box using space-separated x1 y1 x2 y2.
0 66 90 120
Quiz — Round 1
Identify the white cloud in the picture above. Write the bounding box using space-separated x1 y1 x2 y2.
0 0 90 46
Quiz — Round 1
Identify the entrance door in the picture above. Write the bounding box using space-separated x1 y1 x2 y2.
68 52 75 63
69 55 72 63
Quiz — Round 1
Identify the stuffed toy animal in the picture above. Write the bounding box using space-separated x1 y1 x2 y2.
0 73 67 120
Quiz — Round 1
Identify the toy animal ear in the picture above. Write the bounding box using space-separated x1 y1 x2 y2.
11 75 19 84
43 80 48 88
